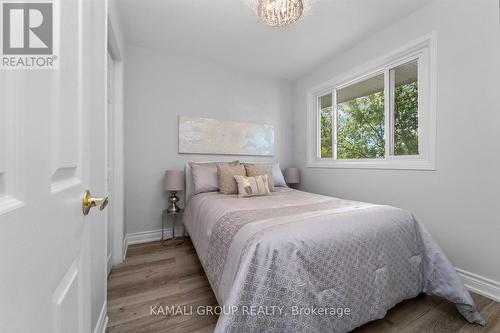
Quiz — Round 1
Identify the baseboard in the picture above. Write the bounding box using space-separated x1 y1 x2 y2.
122 234 128 261
93 302 108 333
456 268 500 302
126 227 185 245
127 229 163 245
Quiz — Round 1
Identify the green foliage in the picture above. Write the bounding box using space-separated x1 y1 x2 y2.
394 81 419 155
319 81 419 159
337 91 385 159
320 106 333 158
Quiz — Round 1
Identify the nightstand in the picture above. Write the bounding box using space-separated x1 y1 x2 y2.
161 208 185 244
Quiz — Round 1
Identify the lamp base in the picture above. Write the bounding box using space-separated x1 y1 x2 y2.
166 191 180 213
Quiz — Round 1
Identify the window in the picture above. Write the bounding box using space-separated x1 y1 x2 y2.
308 37 435 170
391 60 419 156
336 73 385 159
319 94 333 158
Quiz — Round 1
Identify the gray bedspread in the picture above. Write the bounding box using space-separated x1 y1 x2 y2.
183 189 484 332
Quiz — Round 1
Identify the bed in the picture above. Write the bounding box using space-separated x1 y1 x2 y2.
183 164 484 332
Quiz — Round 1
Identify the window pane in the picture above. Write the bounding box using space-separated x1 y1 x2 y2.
393 59 419 155
336 74 385 159
319 94 333 158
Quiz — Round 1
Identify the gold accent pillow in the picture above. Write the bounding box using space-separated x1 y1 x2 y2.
234 175 271 197
244 164 275 191
216 163 246 194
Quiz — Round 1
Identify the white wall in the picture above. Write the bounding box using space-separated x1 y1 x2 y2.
124 44 293 235
292 0 500 285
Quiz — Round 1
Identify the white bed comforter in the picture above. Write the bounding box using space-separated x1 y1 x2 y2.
183 189 484 332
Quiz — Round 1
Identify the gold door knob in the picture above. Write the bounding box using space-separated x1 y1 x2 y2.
82 190 109 215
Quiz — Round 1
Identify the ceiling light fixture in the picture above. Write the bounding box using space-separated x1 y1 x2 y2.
257 0 304 27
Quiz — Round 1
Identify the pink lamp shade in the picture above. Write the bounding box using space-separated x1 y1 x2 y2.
285 168 300 184
164 170 184 192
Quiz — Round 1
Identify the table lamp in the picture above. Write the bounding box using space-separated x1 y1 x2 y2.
285 168 300 187
164 170 184 213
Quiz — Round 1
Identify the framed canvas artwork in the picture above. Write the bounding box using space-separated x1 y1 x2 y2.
178 116 275 156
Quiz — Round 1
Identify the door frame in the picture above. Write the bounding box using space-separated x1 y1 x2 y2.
107 18 125 267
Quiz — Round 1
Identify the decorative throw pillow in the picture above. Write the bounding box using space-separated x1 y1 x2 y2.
217 163 246 194
244 164 275 191
272 163 287 187
189 161 239 195
234 175 271 197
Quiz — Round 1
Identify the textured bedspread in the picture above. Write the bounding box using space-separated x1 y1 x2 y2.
183 189 484 332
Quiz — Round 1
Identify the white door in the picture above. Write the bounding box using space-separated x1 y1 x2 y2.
0 0 108 332
106 51 115 276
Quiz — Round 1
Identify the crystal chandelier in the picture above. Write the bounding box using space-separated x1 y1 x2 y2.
257 0 304 27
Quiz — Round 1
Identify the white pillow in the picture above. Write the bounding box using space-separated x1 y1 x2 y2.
272 163 287 187
190 163 219 195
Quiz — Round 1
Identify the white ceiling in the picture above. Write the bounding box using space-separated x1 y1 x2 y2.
116 0 433 80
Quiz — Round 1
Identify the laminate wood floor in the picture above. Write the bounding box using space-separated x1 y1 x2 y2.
107 239 500 333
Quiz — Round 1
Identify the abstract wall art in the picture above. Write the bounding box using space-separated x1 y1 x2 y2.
178 116 274 156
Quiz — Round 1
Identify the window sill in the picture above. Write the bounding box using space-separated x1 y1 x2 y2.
306 158 435 171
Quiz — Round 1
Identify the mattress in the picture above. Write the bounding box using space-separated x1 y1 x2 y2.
183 188 484 332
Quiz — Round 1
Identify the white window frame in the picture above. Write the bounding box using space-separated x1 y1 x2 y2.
307 33 437 170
